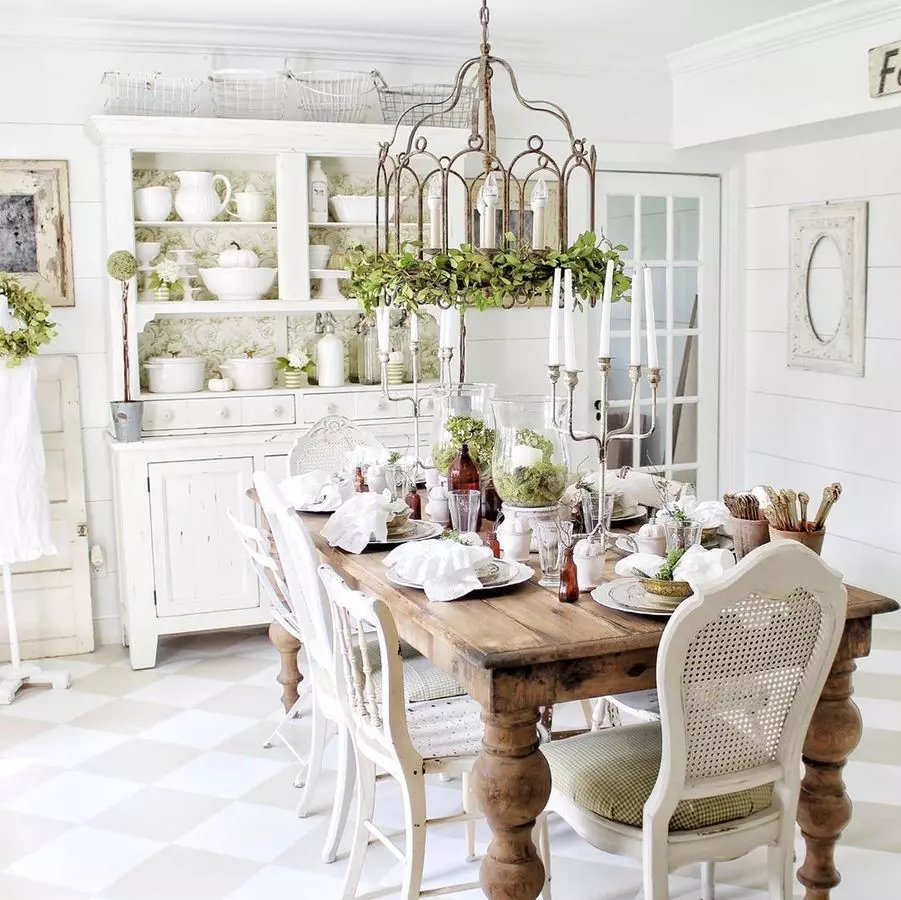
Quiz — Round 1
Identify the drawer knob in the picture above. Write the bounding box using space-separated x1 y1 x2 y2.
327 403 337 414
273 405 283 416
220 408 230 419
377 399 387 411
163 411 174 421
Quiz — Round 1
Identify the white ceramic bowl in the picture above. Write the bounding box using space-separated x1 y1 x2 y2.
144 356 206 394
309 244 332 269
219 356 276 391
198 267 278 301
329 195 395 224
135 241 161 267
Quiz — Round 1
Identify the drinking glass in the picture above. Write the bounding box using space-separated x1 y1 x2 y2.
664 521 702 552
536 521 562 588
384 464 409 501
448 490 481 533
583 491 615 533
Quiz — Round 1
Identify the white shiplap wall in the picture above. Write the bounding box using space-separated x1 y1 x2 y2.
744 129 901 598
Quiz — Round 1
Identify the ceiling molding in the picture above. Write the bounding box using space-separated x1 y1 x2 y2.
668 0 901 78
4 15 655 78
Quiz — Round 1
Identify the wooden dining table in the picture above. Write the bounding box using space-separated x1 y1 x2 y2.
296 512 897 900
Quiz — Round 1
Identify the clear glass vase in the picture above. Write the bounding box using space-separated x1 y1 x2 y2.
430 383 495 475
491 396 569 509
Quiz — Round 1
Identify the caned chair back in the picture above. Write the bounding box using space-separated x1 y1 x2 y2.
648 540 846 826
319 563 420 769
253 471 334 683
288 415 385 477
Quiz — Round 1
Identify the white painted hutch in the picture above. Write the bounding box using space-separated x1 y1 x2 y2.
89 116 465 668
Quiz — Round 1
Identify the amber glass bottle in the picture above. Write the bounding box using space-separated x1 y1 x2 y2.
447 442 481 531
354 466 368 493
405 484 422 520
558 543 579 603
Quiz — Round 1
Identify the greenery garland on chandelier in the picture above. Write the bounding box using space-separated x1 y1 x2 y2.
347 231 631 316
0 273 57 368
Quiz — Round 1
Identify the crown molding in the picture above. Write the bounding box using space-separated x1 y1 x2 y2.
3 14 655 78
668 0 901 78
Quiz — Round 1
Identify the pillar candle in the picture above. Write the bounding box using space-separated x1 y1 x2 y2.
598 259 614 358
427 176 442 250
548 268 561 366
530 175 547 250
482 172 498 249
376 306 390 353
563 269 576 371
409 310 419 343
630 270 643 365
643 266 659 369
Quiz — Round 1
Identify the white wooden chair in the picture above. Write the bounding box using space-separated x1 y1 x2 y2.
228 511 310 770
253 471 468 865
288 414 385 477
319 563 484 900
538 540 847 900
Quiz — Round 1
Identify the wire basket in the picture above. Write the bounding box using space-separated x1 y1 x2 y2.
101 72 202 116
373 71 476 128
209 69 288 120
289 69 374 123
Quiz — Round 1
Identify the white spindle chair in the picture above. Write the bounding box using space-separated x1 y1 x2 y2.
288 414 385 477
538 541 847 900
253 471 469 864
228 511 310 769
319 563 485 900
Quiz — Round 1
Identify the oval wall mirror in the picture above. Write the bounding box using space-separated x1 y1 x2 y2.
805 234 845 343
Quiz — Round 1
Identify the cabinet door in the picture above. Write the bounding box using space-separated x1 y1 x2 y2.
149 458 259 618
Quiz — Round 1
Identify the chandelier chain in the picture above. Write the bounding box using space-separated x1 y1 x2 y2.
479 0 490 53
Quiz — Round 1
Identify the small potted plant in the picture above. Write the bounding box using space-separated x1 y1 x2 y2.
149 258 181 301
106 251 143 441
275 349 312 388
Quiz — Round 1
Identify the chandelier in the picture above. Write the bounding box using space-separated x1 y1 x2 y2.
375 0 597 273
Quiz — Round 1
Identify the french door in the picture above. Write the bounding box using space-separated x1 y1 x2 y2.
584 172 720 498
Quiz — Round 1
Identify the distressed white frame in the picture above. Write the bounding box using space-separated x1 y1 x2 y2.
788 201 867 377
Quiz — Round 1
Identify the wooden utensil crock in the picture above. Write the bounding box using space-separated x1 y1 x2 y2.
730 516 770 560
768 526 825 556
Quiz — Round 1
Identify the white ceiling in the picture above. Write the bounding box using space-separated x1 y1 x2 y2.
23 0 830 57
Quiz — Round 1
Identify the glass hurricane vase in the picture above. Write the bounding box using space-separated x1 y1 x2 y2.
430 383 495 476
490 396 569 509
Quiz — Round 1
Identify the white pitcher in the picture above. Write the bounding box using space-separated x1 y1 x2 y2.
173 171 232 222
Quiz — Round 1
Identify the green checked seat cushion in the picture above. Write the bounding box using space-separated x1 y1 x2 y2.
541 722 773 832
314 639 465 703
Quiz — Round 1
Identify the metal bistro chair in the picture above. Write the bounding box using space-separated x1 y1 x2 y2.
288 414 385 477
538 541 847 900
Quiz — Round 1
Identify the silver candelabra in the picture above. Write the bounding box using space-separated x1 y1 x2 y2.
549 359 662 536
378 342 431 476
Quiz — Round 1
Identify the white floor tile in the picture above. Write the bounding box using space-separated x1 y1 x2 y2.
2 726 126 768
0 689 112 724
176 800 320 863
156 751 290 800
0 871 91 900
138 709 258 751
125 676 231 709
222 865 346 899
7 826 163 894
4 770 143 824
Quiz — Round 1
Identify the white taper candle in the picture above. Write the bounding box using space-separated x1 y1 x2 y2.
599 259 614 358
548 268 561 366
563 269 576 371
630 270 642 365
643 266 658 369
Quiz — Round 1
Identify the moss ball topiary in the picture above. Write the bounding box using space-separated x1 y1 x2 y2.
106 250 139 282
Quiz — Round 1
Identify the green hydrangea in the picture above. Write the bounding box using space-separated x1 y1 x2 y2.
106 250 139 282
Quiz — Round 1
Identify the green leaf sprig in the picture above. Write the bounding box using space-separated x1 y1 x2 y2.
0 273 56 367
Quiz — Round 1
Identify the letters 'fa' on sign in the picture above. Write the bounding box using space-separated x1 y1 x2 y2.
869 41 901 98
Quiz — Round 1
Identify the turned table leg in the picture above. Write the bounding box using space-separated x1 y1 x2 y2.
473 708 551 900
268 620 302 714
797 625 863 900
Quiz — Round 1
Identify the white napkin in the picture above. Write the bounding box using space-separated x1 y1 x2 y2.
614 545 736 591
656 497 730 529
384 539 492 602
280 470 353 512
321 491 409 553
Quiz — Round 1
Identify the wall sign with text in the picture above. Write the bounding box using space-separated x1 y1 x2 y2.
869 41 901 98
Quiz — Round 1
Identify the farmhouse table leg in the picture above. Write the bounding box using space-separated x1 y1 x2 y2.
268 620 302 714
797 622 865 900
473 707 551 900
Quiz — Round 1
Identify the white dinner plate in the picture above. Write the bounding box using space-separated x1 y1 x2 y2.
591 578 676 618
610 504 648 524
386 558 534 593
368 520 444 546
295 502 341 514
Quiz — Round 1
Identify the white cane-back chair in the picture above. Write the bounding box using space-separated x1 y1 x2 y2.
228 511 311 766
319 563 484 900
288 414 385 477
538 540 847 900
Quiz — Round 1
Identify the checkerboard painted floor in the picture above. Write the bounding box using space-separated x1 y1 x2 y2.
3 613 901 900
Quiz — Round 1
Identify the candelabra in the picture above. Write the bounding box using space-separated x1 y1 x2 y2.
549 360 662 538
438 348 456 386
379 342 430 479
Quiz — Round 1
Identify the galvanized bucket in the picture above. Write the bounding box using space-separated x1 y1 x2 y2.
110 400 144 443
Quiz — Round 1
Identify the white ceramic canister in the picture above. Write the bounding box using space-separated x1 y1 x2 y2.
144 356 206 394
574 538 606 592
134 186 173 222
496 516 533 562
219 356 276 391
316 320 345 387
227 190 268 222
425 485 450 525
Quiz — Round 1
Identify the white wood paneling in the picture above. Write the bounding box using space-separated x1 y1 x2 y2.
148 457 260 619
745 269 789 333
745 206 790 269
